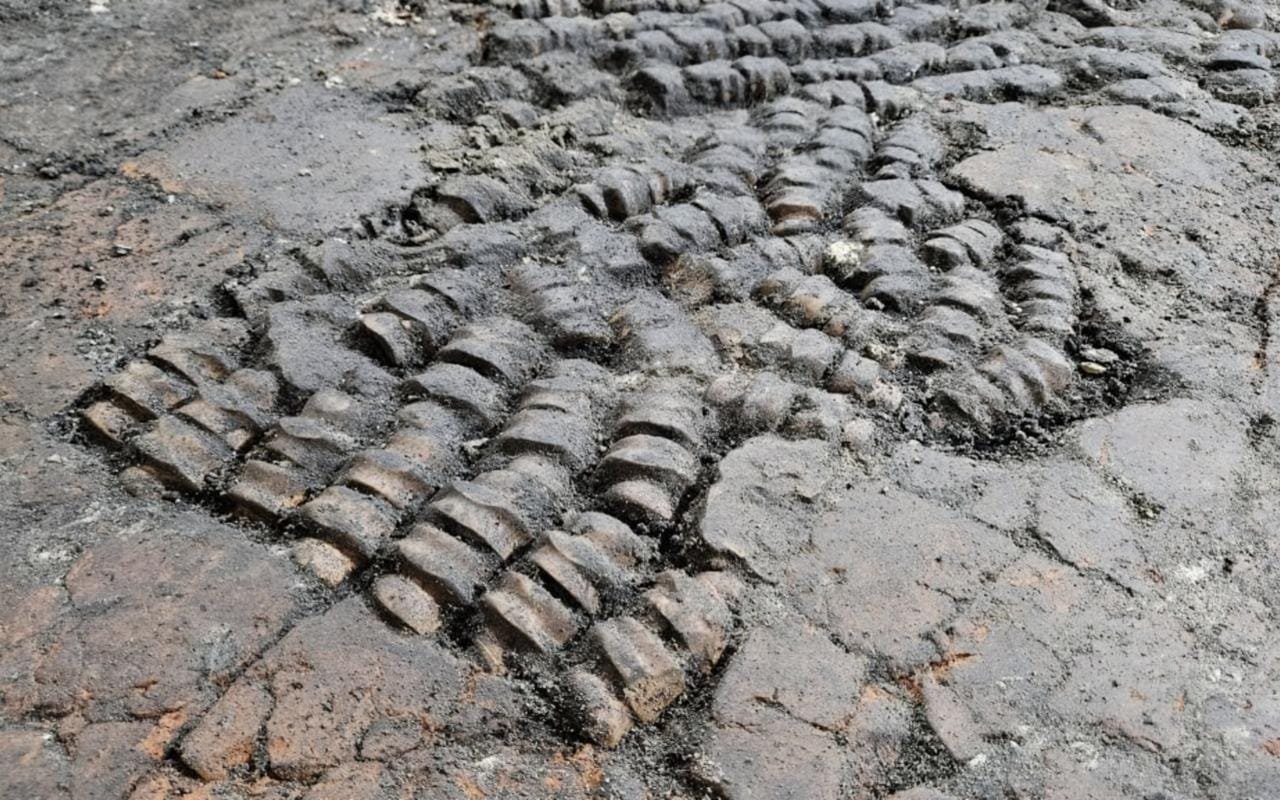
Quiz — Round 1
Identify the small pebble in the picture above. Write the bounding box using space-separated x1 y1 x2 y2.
842 419 876 453
1079 347 1119 364
1080 361 1107 376
825 240 865 269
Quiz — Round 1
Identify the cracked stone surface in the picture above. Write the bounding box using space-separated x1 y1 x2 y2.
4 0 1280 797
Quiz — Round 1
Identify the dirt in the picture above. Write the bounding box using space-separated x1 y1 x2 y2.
3 0 1280 798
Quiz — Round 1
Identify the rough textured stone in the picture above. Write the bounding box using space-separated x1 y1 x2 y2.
70 721 159 800
712 618 866 732
1 516 302 722
784 483 1021 669
1072 400 1245 523
0 728 70 800
303 762 387 800
696 713 846 800
194 598 521 782
698 436 840 581
700 626 862 800
1031 457 1149 591
180 682 275 780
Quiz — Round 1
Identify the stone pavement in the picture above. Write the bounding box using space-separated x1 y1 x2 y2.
2 0 1280 797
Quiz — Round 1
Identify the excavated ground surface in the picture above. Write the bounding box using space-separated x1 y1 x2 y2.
4 0 1280 797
